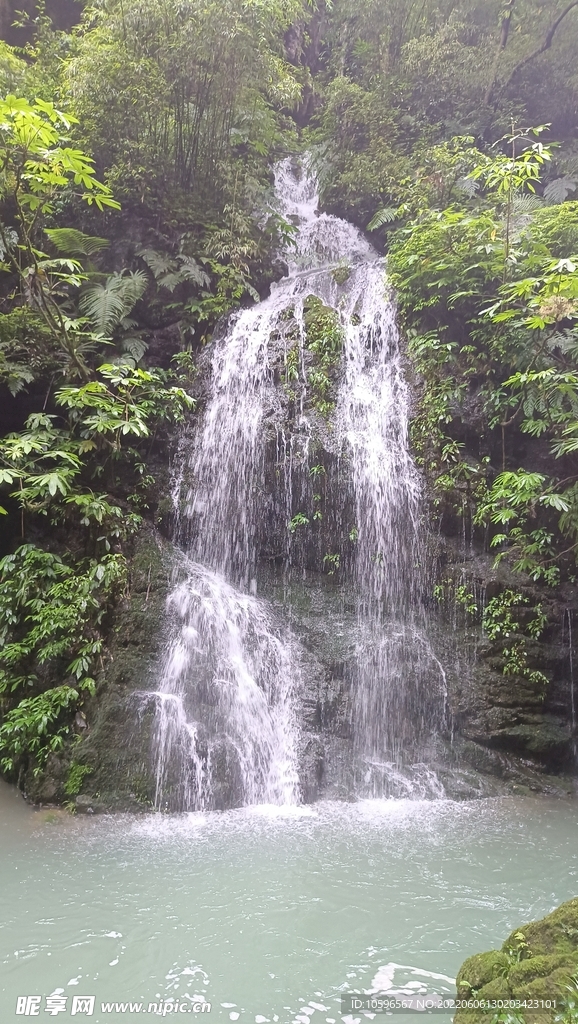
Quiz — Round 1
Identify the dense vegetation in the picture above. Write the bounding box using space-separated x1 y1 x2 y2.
1 0 578 783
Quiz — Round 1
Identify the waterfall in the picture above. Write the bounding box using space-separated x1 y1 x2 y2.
148 157 447 811
152 569 301 811
335 267 447 797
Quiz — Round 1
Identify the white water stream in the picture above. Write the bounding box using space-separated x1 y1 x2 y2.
149 159 446 811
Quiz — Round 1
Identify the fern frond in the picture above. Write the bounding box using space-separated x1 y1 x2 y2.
45 228 109 257
511 194 543 213
367 207 398 231
138 249 210 291
115 270 148 310
121 336 148 362
79 271 148 335
136 247 175 278
178 256 210 287
156 272 183 293
547 329 578 356
3 364 35 396
543 177 577 205
79 285 126 335
457 176 480 198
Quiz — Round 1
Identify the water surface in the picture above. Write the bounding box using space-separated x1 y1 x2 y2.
1 784 577 1023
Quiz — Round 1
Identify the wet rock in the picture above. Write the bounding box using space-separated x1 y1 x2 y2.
75 795 107 815
62 528 173 812
298 734 325 803
23 752 66 805
435 532 578 780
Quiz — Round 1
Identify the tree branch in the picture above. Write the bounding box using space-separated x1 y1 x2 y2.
502 1 578 93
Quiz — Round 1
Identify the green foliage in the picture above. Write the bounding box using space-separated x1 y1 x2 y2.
79 272 148 336
0 545 127 774
474 470 567 585
482 590 549 690
69 0 305 210
323 552 341 574
0 87 202 786
367 207 399 231
0 307 54 396
303 295 344 416
0 95 121 379
317 0 578 200
529 203 578 258
0 686 79 775
311 76 412 224
45 229 109 257
389 127 578 584
137 248 210 294
56 364 193 446
0 42 26 95
433 578 478 616
555 973 578 1024
64 762 93 796
0 366 193 523
0 96 119 225
288 512 310 532
0 545 126 695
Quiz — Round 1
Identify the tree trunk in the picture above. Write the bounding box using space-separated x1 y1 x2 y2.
484 0 517 106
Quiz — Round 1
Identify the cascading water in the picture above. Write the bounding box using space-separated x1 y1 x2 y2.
336 267 447 797
148 157 447 811
152 568 301 811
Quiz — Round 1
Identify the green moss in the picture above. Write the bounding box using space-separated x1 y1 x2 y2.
508 955 570 987
64 763 93 796
503 900 578 957
513 964 578 1001
455 900 578 1024
331 264 351 285
302 295 344 417
457 951 510 996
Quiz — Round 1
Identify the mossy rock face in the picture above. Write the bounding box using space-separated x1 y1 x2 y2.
456 950 510 996
503 899 578 957
455 899 578 1024
59 527 176 812
471 975 511 1001
508 955 570 989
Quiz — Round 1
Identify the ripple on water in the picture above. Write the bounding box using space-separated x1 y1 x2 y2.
0 791 576 1022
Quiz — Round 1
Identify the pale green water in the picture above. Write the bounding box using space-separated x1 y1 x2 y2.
1 784 577 1024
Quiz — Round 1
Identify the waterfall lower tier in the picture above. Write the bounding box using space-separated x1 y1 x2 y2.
147 157 448 810
152 565 301 811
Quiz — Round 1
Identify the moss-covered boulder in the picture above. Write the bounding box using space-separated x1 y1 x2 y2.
62 527 176 812
455 898 578 1024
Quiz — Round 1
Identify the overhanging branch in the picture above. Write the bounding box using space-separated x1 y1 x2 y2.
503 0 578 93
